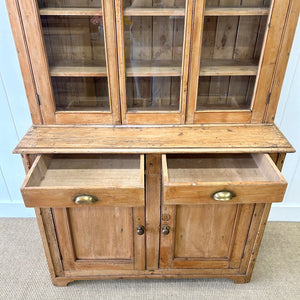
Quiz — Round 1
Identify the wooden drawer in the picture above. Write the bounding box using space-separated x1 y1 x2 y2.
162 153 287 205
21 154 144 208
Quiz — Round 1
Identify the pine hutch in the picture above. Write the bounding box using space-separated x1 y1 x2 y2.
6 0 299 286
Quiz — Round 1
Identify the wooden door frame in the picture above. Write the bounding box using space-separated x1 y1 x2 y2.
159 203 254 269
115 0 194 125
186 0 293 124
52 206 145 275
15 0 121 125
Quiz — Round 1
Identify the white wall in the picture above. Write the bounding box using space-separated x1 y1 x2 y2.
0 4 299 220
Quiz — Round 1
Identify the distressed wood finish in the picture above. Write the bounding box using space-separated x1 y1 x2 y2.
14 124 294 154
8 0 296 286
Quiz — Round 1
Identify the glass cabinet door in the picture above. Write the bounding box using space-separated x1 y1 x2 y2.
186 0 279 124
116 0 193 124
19 0 120 124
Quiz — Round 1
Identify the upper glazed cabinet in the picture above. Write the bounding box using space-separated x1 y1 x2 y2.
20 0 289 124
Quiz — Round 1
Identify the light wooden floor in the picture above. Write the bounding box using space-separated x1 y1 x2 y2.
0 219 299 299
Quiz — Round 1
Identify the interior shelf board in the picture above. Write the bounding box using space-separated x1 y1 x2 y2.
39 8 103 16
50 66 107 77
126 60 182 77
123 7 185 16
49 60 257 77
200 60 258 76
14 125 295 154
205 7 270 16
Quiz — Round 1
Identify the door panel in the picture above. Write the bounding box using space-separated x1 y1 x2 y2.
160 204 254 269
53 206 145 272
174 205 237 259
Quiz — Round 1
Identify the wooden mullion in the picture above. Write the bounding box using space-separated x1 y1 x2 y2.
145 154 161 270
179 0 194 123
17 0 56 124
115 0 127 123
186 0 206 123
102 0 121 124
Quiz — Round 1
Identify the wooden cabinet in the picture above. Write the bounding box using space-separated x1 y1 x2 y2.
6 0 299 286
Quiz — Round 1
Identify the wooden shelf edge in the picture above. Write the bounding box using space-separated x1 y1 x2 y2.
39 8 103 16
39 7 269 17
49 63 258 77
205 7 270 16
124 8 185 16
13 124 295 154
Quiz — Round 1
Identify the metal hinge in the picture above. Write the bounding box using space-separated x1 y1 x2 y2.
266 92 271 105
35 93 41 106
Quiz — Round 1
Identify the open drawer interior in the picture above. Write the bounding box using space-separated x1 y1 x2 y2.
162 153 287 204
22 154 144 208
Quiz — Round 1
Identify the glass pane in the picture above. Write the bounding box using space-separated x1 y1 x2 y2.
52 77 109 111
38 0 102 8
124 0 185 8
197 76 255 110
126 77 180 110
124 15 185 111
41 16 110 111
197 13 269 111
205 0 271 7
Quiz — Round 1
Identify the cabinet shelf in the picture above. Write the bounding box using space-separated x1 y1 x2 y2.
205 7 269 16
50 66 107 77
124 8 185 16
39 7 269 17
49 60 258 77
39 8 103 16
200 60 258 76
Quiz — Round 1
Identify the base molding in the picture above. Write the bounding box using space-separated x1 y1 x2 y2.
52 273 250 286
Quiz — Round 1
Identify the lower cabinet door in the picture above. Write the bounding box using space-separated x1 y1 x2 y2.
160 203 254 269
52 206 145 275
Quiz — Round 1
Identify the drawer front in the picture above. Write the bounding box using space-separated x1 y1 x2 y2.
162 153 287 205
21 154 145 208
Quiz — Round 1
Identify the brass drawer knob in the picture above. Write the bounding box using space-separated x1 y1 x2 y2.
137 225 145 235
162 225 170 235
211 190 236 202
73 194 98 205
